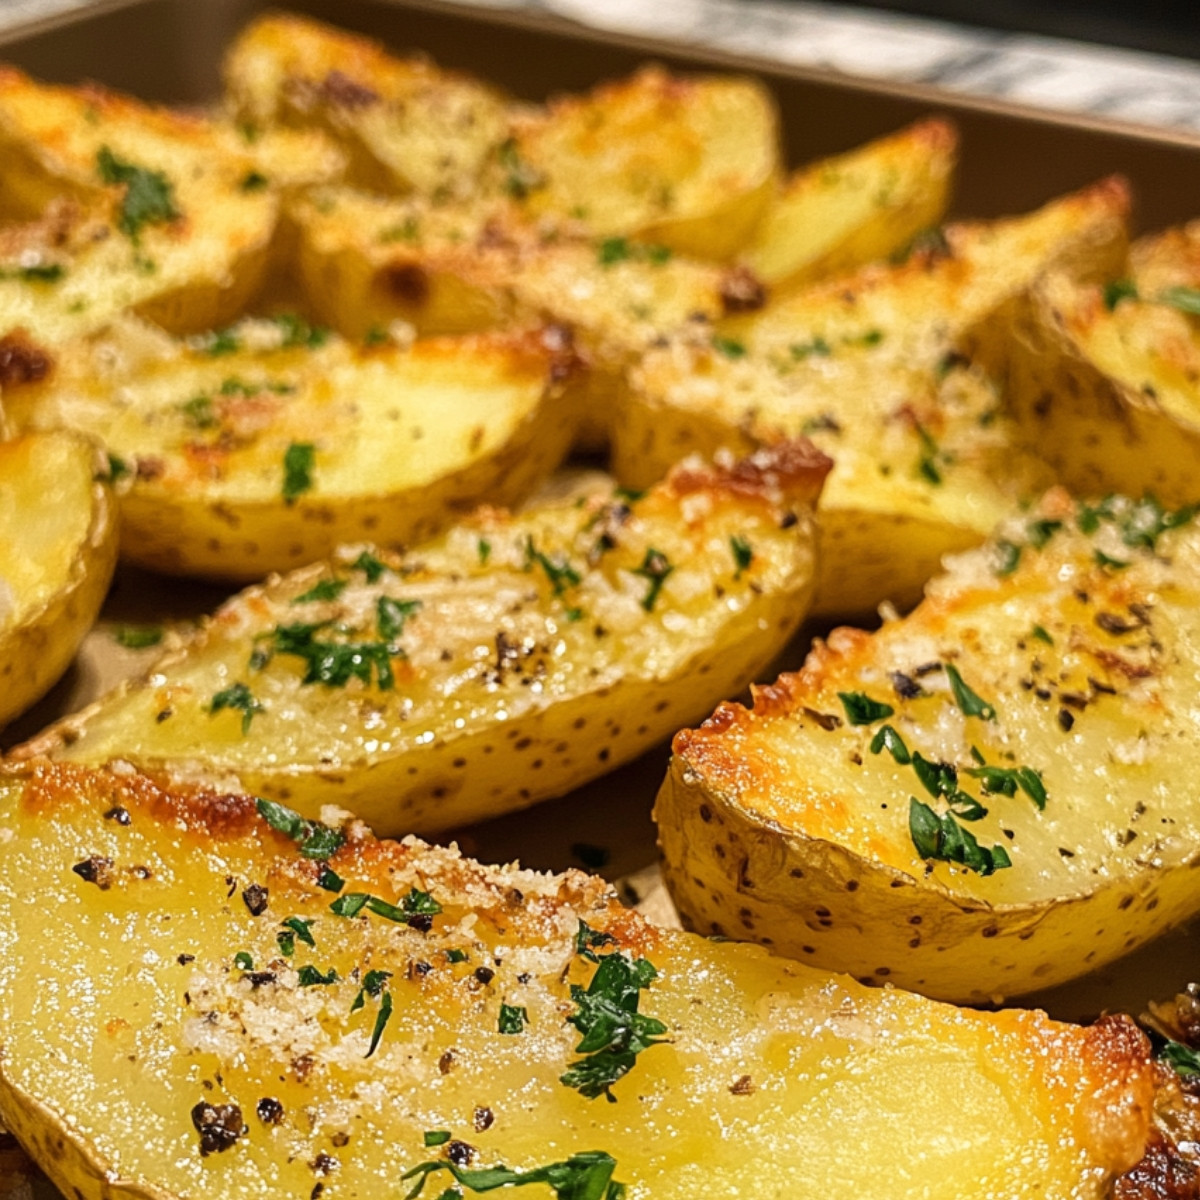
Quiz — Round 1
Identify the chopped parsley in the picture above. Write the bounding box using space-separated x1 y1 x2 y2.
944 664 996 720
293 578 347 604
349 969 394 1056
1103 279 1137 310
330 887 441 924
711 335 746 360
181 394 217 429
993 539 1022 576
282 442 315 504
379 215 421 243
296 964 338 987
446 948 468 964
281 916 315 950
1160 1039 1200 1078
96 146 179 242
256 620 398 689
367 990 393 1057
730 535 753 577
596 236 671 267
402 1151 624 1200
105 453 131 482
869 724 911 764
350 550 387 583
233 951 254 971
632 548 674 612
424 1130 452 1148
843 328 883 348
1031 624 1054 645
498 1004 529 1034
317 866 344 893
273 313 330 350
1094 549 1131 571
255 797 345 860
909 797 1012 876
525 537 581 597
114 625 163 649
965 749 1047 810
914 421 945 486
1026 518 1062 549
208 682 263 734
239 170 269 192
838 691 894 726
1158 285 1200 316
560 935 667 1102
377 596 422 643
0 262 65 283
201 327 241 357
496 138 545 200
790 336 831 360
477 537 492 565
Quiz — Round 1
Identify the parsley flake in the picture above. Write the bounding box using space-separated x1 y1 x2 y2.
282 442 315 504
377 596 422 643
498 1004 528 1034
944 664 996 720
632 548 674 612
97 146 179 242
1158 285 1200 317
838 691 894 726
255 797 345 860
293 578 347 605
297 964 338 987
402 1151 624 1200
114 625 163 649
1103 279 1138 310
1161 1039 1200 1078
909 798 1012 876
730 535 753 577
350 550 387 583
208 682 263 734
712 335 746 359
233 951 254 971
869 723 911 764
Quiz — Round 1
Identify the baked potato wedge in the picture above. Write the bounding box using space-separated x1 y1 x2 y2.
0 758 1174 1200
997 221 1200 505
615 331 1052 618
740 117 958 291
223 12 509 200
0 431 118 727
16 442 829 834
0 67 287 338
502 65 780 260
658 489 1200 1002
3 315 579 582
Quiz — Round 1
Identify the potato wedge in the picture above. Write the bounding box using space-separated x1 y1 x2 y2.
741 117 958 290
616 330 1052 618
223 12 509 200
0 758 1174 1200
4 315 579 582
658 489 1200 1002
997 222 1200 505
503 66 780 260
16 442 829 834
0 67 289 339
0 431 118 727
724 175 1129 360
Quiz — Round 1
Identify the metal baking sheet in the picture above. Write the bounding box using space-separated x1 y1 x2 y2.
1 0 1198 1049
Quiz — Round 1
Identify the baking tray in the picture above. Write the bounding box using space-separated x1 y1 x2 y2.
2 0 1199 1047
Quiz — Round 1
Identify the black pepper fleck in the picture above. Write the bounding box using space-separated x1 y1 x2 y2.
242 884 269 916
191 1102 245 1156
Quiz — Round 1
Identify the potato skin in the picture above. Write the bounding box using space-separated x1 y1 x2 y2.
658 490 1200 1002
18 442 829 835
0 760 1174 1200
0 432 118 727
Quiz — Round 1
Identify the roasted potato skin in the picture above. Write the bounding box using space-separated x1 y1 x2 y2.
0 431 118 728
6 320 580 582
658 490 1200 1002
17 442 829 834
0 759 1173 1200
996 223 1200 507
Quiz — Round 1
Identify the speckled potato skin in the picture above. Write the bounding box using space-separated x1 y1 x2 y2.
658 490 1200 1002
0 432 118 727
994 226 1200 507
17 442 829 835
0 760 1175 1200
7 322 579 583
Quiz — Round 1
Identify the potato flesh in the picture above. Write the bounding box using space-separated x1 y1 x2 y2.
674 499 1200 907
727 176 1129 362
0 764 1154 1200
8 320 563 502
34 447 824 833
508 67 779 258
291 187 743 353
742 118 956 289
0 435 94 630
223 13 509 199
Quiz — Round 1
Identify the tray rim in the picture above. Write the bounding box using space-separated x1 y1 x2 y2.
3 0 1200 155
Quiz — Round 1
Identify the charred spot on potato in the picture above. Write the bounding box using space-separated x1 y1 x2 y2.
71 855 114 889
383 262 430 305
242 883 269 916
191 1101 245 1155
